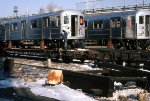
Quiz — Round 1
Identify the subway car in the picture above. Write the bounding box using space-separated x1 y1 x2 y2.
0 9 85 49
85 9 150 49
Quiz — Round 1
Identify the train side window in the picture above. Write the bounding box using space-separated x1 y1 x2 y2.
111 19 115 28
31 20 37 28
12 23 18 31
5 23 9 32
64 16 69 24
116 18 120 27
80 16 84 25
43 17 50 27
93 20 103 29
139 16 144 24
111 18 120 28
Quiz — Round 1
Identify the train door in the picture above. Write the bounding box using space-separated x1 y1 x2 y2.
21 21 26 39
71 15 78 36
84 20 88 38
5 23 10 40
137 16 145 37
145 15 150 37
0 25 3 39
110 17 121 38
125 16 136 38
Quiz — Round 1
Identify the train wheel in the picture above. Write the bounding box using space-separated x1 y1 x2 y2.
80 57 85 63
67 45 71 50
113 43 121 49
62 55 73 63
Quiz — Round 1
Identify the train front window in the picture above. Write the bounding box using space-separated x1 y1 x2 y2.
64 16 69 24
146 15 150 24
31 20 37 28
139 16 144 24
80 16 84 25
51 16 56 27
56 16 60 27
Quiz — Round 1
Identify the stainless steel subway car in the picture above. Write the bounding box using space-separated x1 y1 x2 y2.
0 10 85 49
85 9 150 49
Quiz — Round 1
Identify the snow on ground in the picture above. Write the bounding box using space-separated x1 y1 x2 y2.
0 78 97 101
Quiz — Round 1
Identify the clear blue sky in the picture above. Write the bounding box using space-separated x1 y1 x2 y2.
0 0 87 17
0 0 150 17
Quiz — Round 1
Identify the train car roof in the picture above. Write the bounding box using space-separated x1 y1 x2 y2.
2 9 83 24
85 9 149 20
3 11 61 24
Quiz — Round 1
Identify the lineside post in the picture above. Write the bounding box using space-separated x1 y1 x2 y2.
107 36 112 48
40 39 45 49
47 58 51 68
8 40 12 49
4 59 14 75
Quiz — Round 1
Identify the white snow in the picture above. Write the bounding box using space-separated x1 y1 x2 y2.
80 64 93 70
0 78 97 101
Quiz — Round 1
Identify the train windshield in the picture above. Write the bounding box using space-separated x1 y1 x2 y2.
64 16 69 24
139 16 144 24
146 15 150 24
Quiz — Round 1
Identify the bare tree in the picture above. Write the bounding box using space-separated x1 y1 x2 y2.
39 7 46 14
47 2 63 12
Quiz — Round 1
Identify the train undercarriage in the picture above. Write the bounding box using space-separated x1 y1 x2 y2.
1 39 85 50
85 39 150 50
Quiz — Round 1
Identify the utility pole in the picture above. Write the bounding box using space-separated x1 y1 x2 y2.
123 0 126 11
113 0 114 10
26 0 29 16
88 1 95 12
124 0 126 7
143 0 144 7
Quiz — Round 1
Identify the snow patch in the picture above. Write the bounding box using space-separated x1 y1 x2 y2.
0 78 97 101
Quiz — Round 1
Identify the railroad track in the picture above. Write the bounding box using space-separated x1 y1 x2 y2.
4 48 94 63
2 48 150 96
96 62 150 92
4 48 150 68
62 69 147 96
